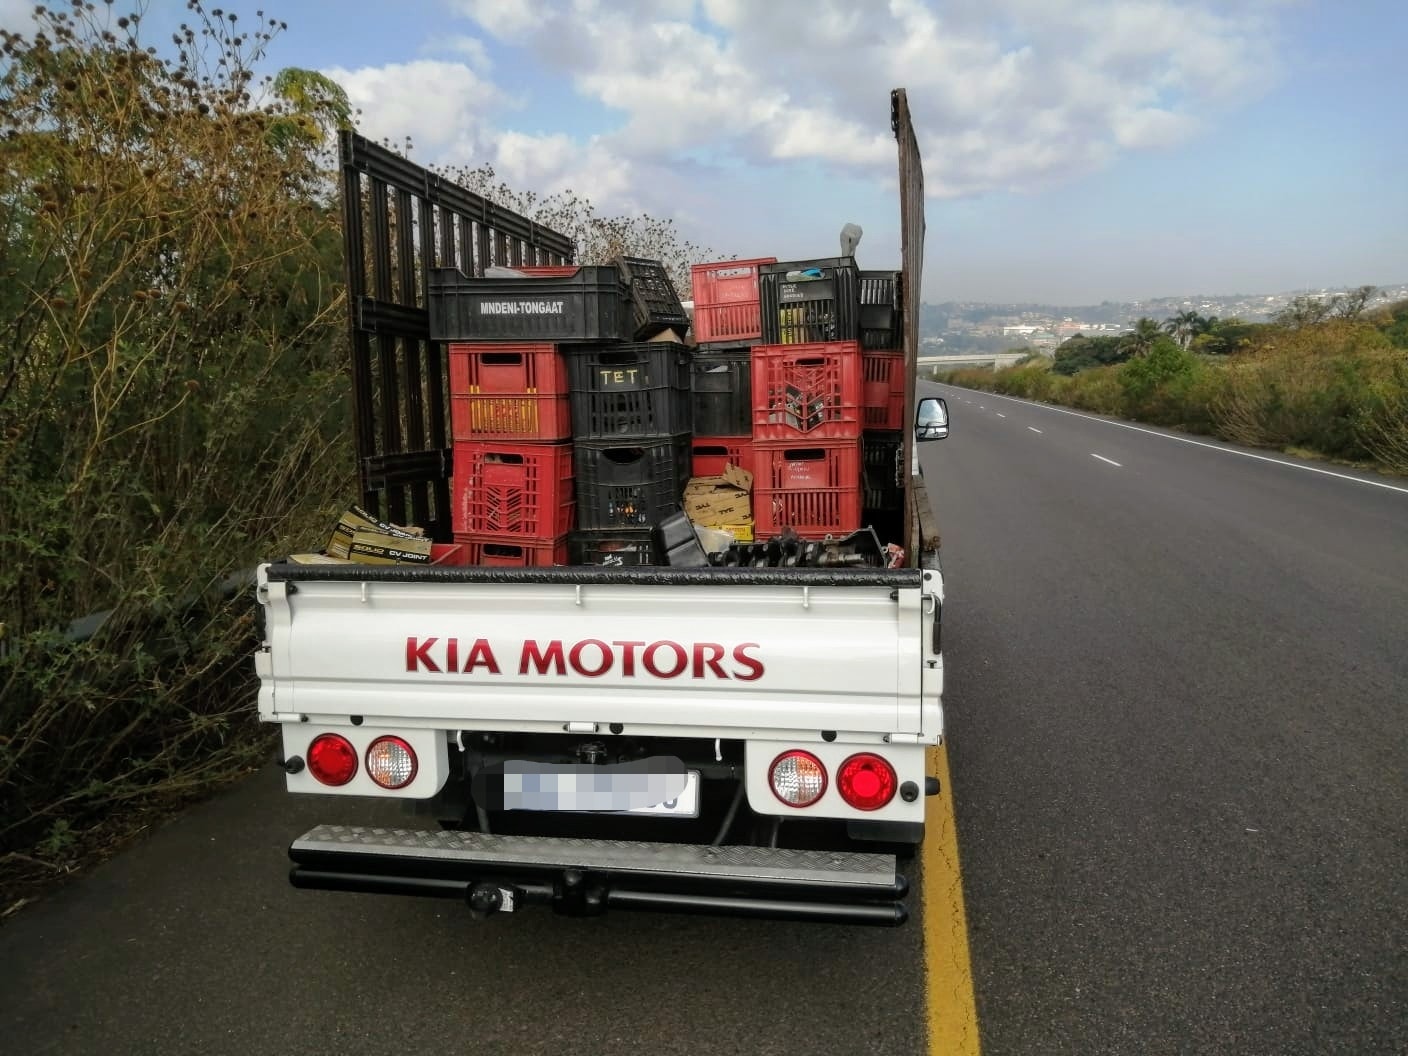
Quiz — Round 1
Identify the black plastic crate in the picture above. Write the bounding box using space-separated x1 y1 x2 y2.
428 266 630 343
616 256 690 340
859 270 901 350
574 434 693 529
759 257 859 344
569 527 659 566
863 430 903 509
690 349 752 436
567 342 692 438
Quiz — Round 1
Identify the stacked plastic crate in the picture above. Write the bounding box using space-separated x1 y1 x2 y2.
566 341 693 565
445 342 574 566
687 258 774 534
857 270 906 521
564 257 694 566
431 263 632 566
429 257 694 567
751 258 866 537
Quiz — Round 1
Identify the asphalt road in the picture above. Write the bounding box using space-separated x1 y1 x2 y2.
0 758 928 1056
922 381 1408 1055
4 383 1404 1055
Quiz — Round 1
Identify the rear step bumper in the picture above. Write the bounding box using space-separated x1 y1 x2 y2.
288 824 909 927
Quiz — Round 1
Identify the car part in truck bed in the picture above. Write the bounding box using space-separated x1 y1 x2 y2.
287 824 908 926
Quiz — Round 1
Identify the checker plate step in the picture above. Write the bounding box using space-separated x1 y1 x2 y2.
291 824 897 889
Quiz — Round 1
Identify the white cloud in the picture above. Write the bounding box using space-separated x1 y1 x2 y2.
448 0 1285 200
331 0 1287 227
321 60 505 159
493 130 638 208
441 35 495 73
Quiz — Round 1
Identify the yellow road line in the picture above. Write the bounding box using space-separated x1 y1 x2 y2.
924 743 981 1055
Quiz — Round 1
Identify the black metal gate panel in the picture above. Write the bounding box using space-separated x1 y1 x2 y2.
339 132 575 537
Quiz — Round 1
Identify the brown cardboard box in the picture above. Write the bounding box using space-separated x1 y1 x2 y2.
720 463 753 490
287 552 356 565
346 529 433 565
327 505 422 559
684 474 752 526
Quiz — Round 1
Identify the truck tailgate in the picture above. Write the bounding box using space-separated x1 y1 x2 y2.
258 565 931 737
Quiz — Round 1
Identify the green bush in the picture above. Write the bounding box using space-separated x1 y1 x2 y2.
1 4 354 889
938 318 1407 471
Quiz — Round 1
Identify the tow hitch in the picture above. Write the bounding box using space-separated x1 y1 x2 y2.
289 825 909 926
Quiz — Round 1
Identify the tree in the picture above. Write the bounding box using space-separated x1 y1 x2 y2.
1052 333 1129 375
268 67 354 152
1124 317 1163 357
1334 284 1377 321
1191 317 1267 356
1 0 353 889
434 162 719 294
1162 309 1214 350
1274 295 1334 329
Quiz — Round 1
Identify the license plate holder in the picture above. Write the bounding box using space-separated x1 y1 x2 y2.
501 762 701 819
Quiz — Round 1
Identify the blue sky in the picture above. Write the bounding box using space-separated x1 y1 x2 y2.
5 0 1403 304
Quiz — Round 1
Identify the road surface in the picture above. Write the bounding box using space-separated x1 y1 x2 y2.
924 380 1407 1054
3 381 1404 1054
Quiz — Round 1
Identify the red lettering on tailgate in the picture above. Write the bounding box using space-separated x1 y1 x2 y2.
643 640 688 678
692 642 729 679
520 639 566 675
406 636 440 672
464 638 500 674
569 639 613 677
732 643 764 681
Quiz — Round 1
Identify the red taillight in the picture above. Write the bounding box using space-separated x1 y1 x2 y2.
769 750 827 807
307 733 357 787
837 753 897 811
365 735 418 790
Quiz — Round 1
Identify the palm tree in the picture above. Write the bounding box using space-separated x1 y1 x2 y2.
267 68 354 151
1125 316 1163 357
1162 310 1205 350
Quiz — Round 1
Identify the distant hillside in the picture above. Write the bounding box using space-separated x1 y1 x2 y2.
923 281 1408 332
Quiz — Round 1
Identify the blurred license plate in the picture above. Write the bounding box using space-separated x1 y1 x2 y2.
503 765 700 818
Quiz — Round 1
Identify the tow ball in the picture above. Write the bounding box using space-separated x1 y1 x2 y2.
467 882 516 918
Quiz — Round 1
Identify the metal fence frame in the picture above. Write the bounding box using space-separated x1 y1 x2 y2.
339 132 575 539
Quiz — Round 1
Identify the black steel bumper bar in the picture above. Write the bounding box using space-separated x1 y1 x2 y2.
288 824 909 927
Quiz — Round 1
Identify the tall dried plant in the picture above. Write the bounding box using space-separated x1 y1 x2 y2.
0 2 353 894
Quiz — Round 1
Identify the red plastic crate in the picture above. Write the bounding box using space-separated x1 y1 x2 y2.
429 542 468 566
452 441 575 538
862 350 905 430
753 438 862 537
454 533 568 567
448 343 571 441
690 257 776 346
751 341 862 440
690 436 756 479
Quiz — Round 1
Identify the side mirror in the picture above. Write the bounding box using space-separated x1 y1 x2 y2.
915 396 949 441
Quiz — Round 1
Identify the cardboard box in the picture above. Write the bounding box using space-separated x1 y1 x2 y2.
287 552 356 565
327 505 422 559
684 472 753 526
346 529 433 565
719 522 754 543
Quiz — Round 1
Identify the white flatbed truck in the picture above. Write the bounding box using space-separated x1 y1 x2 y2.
253 89 949 926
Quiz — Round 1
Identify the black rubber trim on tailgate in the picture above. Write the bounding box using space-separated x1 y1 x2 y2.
264 563 923 588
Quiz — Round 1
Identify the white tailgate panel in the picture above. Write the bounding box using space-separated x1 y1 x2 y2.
265 579 923 736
